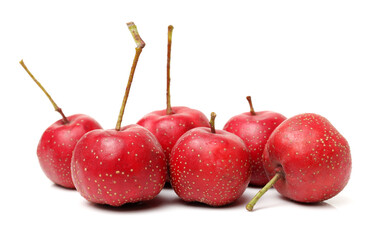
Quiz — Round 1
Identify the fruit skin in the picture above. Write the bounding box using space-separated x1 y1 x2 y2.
37 114 102 188
169 127 252 206
224 111 286 186
137 106 210 160
71 124 167 206
263 113 352 203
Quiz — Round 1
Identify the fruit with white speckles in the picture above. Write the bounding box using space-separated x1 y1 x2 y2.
19 60 102 188
71 125 166 206
223 96 286 186
37 115 102 188
246 113 352 211
137 26 209 170
170 112 252 206
71 22 167 206
138 107 210 163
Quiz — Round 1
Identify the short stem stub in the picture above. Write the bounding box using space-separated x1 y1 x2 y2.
209 112 217 133
246 172 282 211
19 59 69 124
246 96 256 115
115 22 145 131
166 25 174 115
56 108 69 124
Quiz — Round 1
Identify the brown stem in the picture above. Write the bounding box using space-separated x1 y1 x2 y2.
246 172 282 211
19 59 69 124
166 25 174 115
246 96 256 115
115 22 145 131
56 108 69 124
209 112 217 133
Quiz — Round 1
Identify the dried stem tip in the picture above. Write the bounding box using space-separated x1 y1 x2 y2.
127 22 145 49
168 25 174 40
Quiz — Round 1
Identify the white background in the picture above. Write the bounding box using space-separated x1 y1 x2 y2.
1 0 377 239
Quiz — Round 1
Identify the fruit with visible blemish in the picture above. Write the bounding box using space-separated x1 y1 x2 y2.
246 113 352 211
169 112 252 206
137 25 209 169
223 96 286 186
19 60 102 189
71 22 167 206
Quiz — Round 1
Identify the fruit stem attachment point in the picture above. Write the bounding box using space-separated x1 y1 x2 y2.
246 172 282 211
209 112 217 133
19 59 69 124
246 96 256 115
166 25 174 115
115 22 145 131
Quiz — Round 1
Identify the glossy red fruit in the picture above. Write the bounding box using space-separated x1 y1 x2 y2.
19 60 102 188
246 113 352 211
71 125 166 206
224 96 286 186
72 22 167 206
170 113 252 206
137 106 210 159
37 114 102 188
137 26 209 165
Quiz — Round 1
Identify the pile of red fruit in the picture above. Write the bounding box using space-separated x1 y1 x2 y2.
20 22 352 211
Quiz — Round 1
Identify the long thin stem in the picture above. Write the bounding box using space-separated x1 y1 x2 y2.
246 172 282 211
166 25 174 115
19 59 69 124
209 112 217 133
115 22 145 131
246 96 256 115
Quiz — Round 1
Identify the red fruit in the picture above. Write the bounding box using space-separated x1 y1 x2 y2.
137 106 210 159
137 26 209 164
71 125 166 206
170 112 252 206
72 22 167 206
19 60 102 188
37 114 102 188
224 96 286 186
246 113 352 211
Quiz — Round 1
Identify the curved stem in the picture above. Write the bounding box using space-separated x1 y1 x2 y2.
115 22 145 131
127 22 145 48
166 25 174 115
19 59 69 124
246 96 256 115
246 172 282 211
209 112 217 133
